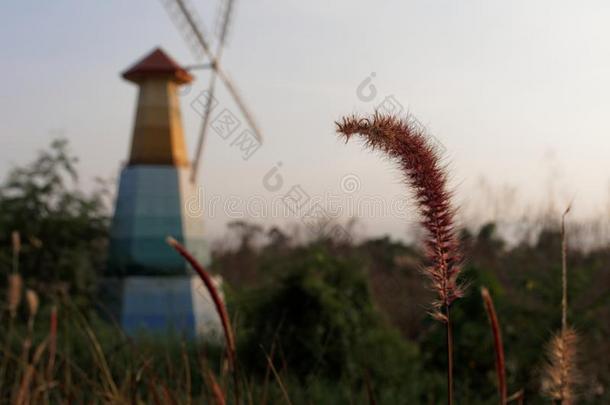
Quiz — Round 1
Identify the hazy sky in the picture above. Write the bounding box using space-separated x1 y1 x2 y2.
2 1 609 240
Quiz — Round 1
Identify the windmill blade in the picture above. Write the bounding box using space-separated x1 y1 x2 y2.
216 0 257 144
190 0 236 183
215 0 235 47
160 0 209 60
170 0 214 55
190 70 219 183
162 0 264 143
214 66 262 142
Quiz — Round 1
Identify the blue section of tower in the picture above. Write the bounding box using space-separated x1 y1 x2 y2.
120 277 196 338
105 163 218 338
108 165 186 275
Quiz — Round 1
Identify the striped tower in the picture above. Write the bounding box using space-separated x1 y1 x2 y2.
106 48 220 339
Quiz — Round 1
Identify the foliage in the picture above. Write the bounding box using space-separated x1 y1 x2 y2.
0 139 109 304
237 245 419 387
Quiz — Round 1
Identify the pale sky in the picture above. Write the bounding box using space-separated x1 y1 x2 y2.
1 1 609 241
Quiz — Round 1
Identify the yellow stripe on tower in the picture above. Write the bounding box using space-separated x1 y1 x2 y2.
122 48 193 167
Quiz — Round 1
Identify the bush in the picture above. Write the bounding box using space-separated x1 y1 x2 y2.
237 244 421 400
0 139 109 305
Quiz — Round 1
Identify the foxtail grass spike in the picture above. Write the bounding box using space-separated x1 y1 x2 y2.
336 113 464 319
11 231 21 256
25 290 39 319
11 231 20 275
541 327 579 404
336 112 464 405
7 274 23 319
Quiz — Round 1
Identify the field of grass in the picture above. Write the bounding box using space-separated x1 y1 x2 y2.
0 119 609 404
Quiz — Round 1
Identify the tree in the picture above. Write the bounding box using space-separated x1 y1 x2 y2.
0 139 109 303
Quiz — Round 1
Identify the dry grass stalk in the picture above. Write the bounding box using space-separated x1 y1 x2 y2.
161 383 177 405
264 351 293 405
541 205 579 404
506 389 524 404
148 380 164 405
27 235 42 249
206 370 226 405
363 369 377 405
14 338 48 405
561 205 570 331
74 305 120 400
46 305 58 380
25 289 39 331
481 287 507 404
7 273 23 318
261 338 280 405
17 289 40 402
11 231 21 256
181 342 192 405
336 112 463 404
11 231 21 278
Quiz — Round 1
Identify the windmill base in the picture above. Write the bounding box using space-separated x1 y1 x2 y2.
100 275 224 340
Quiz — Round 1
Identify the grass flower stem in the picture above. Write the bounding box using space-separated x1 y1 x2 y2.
561 205 570 332
166 236 239 403
481 287 507 404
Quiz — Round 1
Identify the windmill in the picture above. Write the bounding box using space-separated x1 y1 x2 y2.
105 0 263 338
160 0 263 184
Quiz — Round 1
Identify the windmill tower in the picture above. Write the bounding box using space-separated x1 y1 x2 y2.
108 48 208 275
107 48 215 338
106 0 263 338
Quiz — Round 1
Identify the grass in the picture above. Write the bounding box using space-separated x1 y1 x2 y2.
336 113 464 404
0 218 597 403
541 206 580 404
481 287 507 404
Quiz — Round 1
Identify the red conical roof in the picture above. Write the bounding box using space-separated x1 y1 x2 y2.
122 48 193 84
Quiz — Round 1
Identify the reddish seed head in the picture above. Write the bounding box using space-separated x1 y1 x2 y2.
336 113 464 320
